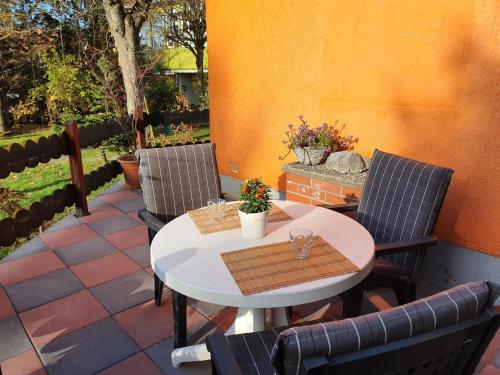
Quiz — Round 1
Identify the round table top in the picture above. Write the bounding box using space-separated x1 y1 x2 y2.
151 200 375 308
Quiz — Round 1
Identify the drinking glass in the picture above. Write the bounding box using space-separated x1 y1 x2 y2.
289 228 313 259
207 199 226 222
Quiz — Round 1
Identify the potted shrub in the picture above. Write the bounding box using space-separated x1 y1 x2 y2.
238 178 272 238
279 115 358 165
100 130 140 189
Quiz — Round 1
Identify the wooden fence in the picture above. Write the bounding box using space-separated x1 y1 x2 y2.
0 109 209 247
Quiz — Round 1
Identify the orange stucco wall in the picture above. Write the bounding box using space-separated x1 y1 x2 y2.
206 1 500 256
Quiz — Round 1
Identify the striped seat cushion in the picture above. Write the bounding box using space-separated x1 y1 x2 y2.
135 144 221 217
357 150 453 277
225 317 337 375
271 281 499 375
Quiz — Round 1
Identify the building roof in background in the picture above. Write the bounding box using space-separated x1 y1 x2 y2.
162 48 208 71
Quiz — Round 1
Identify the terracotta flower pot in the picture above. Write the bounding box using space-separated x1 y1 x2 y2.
117 154 140 189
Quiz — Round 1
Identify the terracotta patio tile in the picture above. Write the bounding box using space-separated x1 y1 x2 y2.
127 210 142 222
78 204 123 224
100 190 142 204
0 288 15 320
113 293 207 349
39 224 97 249
104 225 148 250
19 290 109 347
209 307 237 332
0 252 65 286
0 349 47 375
97 352 162 375
70 252 141 288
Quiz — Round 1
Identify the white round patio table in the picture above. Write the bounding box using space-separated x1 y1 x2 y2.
151 200 375 367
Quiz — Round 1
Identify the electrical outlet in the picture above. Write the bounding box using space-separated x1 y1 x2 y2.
229 161 239 173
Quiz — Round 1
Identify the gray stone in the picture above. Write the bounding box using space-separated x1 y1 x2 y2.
325 151 369 173
0 316 32 361
38 317 140 375
5 268 85 312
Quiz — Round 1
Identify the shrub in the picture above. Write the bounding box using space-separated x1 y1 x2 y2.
145 76 178 112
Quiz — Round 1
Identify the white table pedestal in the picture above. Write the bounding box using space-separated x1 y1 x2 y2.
171 306 289 367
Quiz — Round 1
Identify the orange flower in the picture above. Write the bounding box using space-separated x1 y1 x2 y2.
258 187 265 193
242 184 248 193
255 193 263 199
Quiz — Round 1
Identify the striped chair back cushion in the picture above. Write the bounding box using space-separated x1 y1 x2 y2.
136 144 221 217
357 150 453 275
271 281 499 375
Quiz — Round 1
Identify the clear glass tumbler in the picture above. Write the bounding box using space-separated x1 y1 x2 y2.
207 199 226 222
289 228 313 259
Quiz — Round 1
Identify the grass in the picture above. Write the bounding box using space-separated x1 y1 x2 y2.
0 125 211 259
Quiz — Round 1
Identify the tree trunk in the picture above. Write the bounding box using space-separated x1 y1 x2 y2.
195 46 205 94
102 1 148 116
0 92 9 134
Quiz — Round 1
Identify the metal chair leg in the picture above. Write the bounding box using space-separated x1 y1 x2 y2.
173 290 187 349
154 273 164 306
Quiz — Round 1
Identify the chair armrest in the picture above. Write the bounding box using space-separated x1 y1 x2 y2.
300 355 329 375
137 209 167 233
206 333 243 375
319 202 359 213
375 236 437 256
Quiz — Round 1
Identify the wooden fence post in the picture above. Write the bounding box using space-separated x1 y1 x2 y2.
64 121 89 217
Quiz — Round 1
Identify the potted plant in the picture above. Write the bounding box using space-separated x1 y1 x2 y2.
100 121 141 189
279 115 358 165
238 178 272 238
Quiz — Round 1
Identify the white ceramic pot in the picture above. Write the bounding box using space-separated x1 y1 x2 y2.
238 209 269 238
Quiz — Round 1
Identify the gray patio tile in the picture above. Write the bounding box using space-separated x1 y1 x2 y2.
0 315 32 362
124 244 151 268
112 199 145 213
5 268 85 312
88 197 107 209
38 317 140 375
88 215 141 236
90 270 154 314
45 215 81 233
100 181 127 195
1 237 49 263
53 237 118 266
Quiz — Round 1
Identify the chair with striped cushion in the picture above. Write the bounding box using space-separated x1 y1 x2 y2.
207 281 500 375
330 149 454 315
135 142 222 348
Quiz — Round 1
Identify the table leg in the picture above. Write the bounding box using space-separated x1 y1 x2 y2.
268 307 290 328
172 290 186 349
171 307 266 367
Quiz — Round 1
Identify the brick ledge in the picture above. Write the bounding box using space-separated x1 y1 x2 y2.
282 163 367 189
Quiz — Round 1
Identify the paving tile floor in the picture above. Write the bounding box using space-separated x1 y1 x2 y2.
0 180 497 375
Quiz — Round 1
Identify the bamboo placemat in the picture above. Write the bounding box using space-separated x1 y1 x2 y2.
221 236 359 295
188 203 292 234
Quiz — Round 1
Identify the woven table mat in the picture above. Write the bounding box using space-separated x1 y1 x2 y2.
188 203 292 235
221 236 359 295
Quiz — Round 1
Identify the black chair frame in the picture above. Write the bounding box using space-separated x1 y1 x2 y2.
207 306 499 375
324 197 447 316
